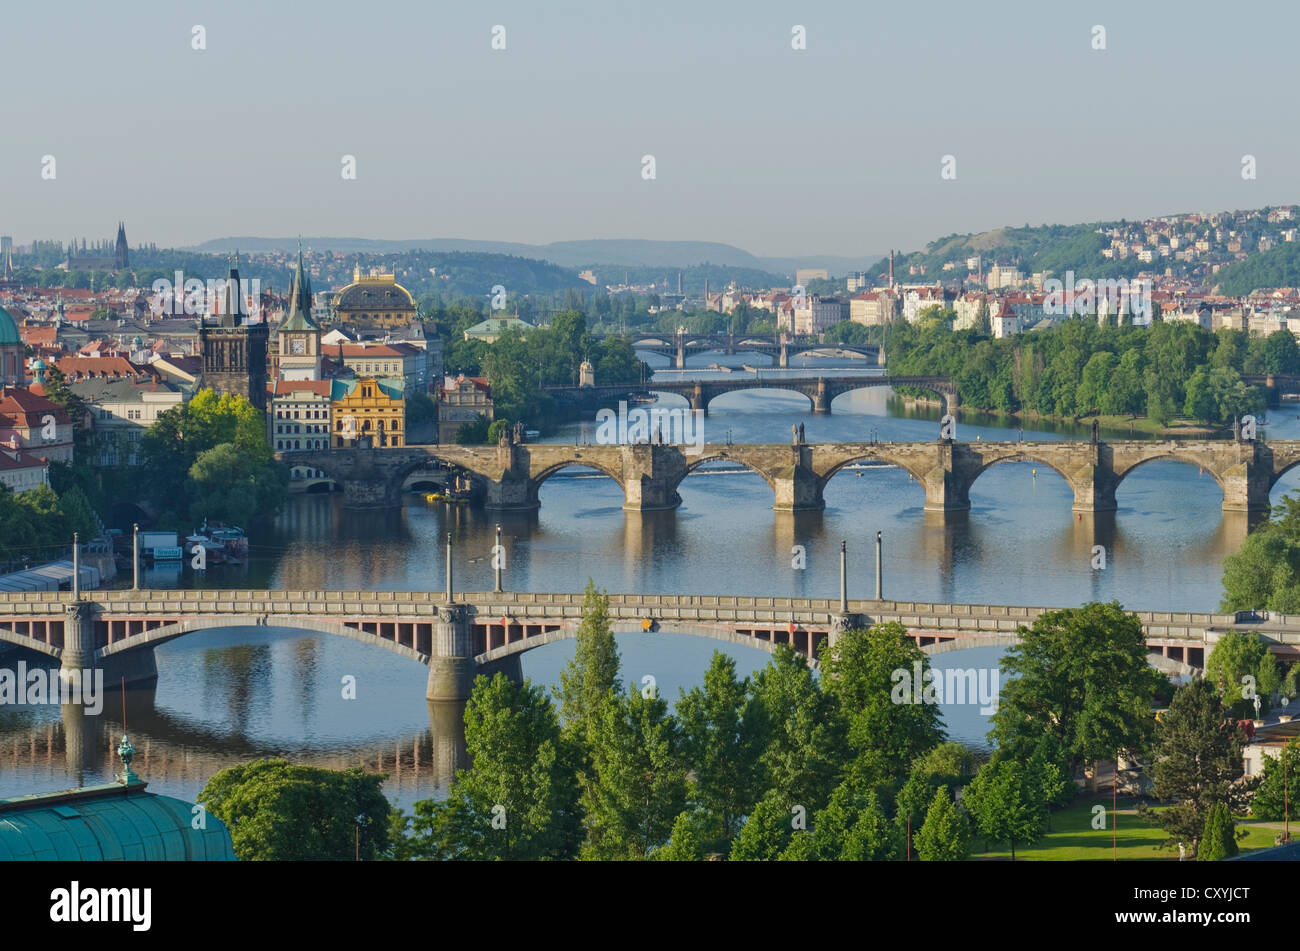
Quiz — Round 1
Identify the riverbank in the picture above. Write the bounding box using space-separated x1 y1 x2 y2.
899 396 1220 438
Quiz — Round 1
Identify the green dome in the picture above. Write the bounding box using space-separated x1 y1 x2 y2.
0 305 18 346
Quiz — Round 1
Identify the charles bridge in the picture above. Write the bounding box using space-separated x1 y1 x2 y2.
5 587 1298 701
277 435 1300 512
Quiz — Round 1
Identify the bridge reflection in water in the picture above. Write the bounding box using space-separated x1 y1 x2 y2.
0 653 468 806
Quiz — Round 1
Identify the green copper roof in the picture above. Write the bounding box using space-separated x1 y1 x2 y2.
0 781 237 861
279 248 319 333
0 304 19 346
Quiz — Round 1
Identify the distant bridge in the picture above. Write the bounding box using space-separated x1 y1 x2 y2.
6 589 1296 700
277 437 1300 512
618 332 882 369
543 373 957 417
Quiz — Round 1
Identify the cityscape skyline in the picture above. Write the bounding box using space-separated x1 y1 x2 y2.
6 0 1300 256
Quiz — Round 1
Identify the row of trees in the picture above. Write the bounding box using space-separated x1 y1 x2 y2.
886 317 1297 425
197 593 1290 860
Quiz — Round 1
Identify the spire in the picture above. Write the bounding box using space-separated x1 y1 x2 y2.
220 251 245 327
281 241 319 331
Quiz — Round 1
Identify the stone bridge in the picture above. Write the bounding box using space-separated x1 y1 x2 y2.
6 589 1295 701
276 438 1300 511
620 332 882 369
543 373 951 416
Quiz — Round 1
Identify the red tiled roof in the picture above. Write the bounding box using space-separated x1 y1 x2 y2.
53 356 153 380
0 387 71 426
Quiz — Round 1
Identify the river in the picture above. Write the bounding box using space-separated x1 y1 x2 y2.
5 352 1299 808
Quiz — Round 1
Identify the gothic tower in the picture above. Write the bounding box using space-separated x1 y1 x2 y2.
276 246 323 381
198 254 269 411
115 222 129 269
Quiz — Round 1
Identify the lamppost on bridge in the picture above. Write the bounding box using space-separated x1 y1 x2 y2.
494 524 503 593
132 523 140 591
445 533 454 603
875 531 883 601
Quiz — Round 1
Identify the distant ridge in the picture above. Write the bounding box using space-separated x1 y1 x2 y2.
185 236 882 277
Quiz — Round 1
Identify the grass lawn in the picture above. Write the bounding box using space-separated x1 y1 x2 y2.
970 799 1281 860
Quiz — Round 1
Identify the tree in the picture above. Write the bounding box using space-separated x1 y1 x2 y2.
1221 493 1300 613
198 759 390 861
556 580 621 743
1250 736 1299 821
1147 679 1248 857
792 777 903 861
1026 734 1074 830
676 651 768 853
820 622 945 787
655 809 710 861
749 646 846 814
915 786 971 861
989 602 1163 776
1206 631 1275 716
1198 802 1239 861
729 790 798 860
964 758 1046 860
188 441 290 527
581 686 688 860
407 674 583 860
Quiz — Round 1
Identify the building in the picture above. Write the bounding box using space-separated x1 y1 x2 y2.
332 266 418 328
331 376 404 448
991 299 1021 339
0 304 22 386
0 740 235 861
332 342 432 394
270 379 334 489
198 257 269 411
792 296 848 335
462 315 536 343
276 249 324 381
438 375 493 441
0 446 49 493
62 223 129 272
68 377 184 466
849 290 897 327
0 386 74 464
986 264 1024 290
901 286 951 323
795 268 829 286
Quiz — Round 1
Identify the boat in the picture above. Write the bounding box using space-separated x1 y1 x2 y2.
425 492 468 504
185 535 227 566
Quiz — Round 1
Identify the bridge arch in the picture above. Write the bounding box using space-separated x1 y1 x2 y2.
528 459 627 504
966 451 1079 494
818 452 933 492
1112 453 1227 496
0 626 61 658
94 616 431 665
474 619 818 667
675 453 778 492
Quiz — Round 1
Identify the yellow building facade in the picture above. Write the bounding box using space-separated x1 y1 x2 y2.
331 376 405 448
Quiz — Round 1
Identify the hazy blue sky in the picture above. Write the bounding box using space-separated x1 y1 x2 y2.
3 0 1297 257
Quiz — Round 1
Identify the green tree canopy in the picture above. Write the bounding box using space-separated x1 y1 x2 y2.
198 759 390 861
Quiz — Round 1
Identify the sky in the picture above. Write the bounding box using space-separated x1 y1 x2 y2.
3 0 1298 258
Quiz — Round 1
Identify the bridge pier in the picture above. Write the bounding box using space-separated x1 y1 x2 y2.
427 605 476 702
812 379 831 415
920 443 971 512
1067 464 1119 513
689 384 708 418
623 444 687 512
774 446 825 511
343 478 397 508
1221 460 1273 513
63 601 159 688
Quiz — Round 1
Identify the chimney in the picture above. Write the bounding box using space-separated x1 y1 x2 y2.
888 250 894 289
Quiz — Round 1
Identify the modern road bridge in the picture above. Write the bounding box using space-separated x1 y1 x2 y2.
620 332 882 369
3 588 1297 701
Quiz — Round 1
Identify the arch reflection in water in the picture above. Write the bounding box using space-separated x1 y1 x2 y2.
0 632 469 812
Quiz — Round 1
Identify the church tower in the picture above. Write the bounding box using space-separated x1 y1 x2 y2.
115 222 129 269
199 253 269 411
277 247 323 381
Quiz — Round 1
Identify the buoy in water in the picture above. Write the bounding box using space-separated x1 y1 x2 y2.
1032 468 1037 477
